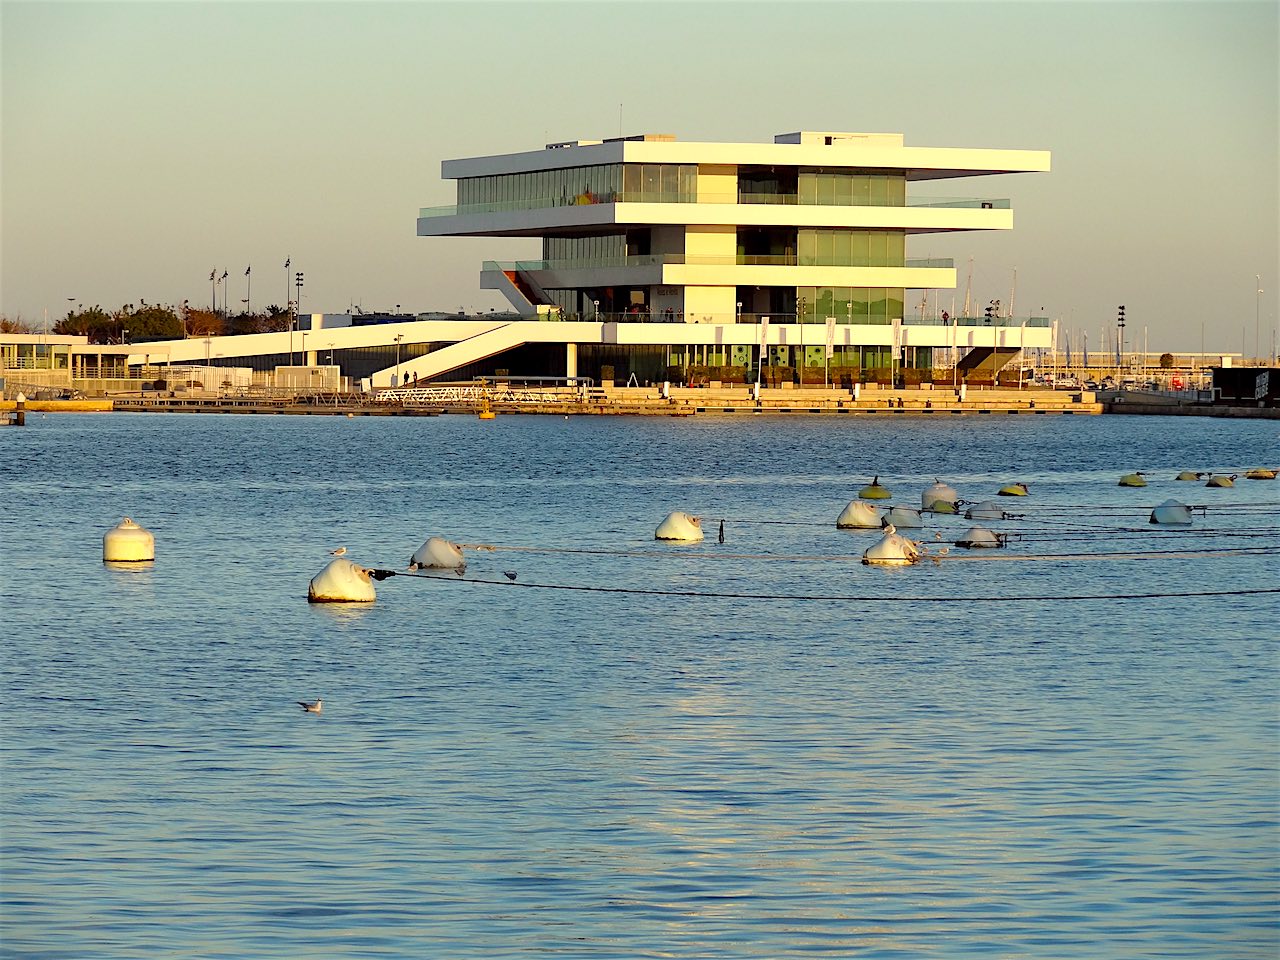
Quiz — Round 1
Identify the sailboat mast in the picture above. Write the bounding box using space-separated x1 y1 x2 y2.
963 257 973 317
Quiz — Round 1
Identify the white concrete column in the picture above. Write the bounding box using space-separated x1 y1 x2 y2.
566 342 577 380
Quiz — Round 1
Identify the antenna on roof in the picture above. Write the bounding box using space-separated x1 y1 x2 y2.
619 103 623 138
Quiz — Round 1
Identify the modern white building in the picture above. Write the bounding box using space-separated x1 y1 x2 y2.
86 130 1052 391
415 130 1052 385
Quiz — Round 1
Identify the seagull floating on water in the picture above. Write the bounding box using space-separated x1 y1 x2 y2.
297 698 323 713
503 570 517 581
329 546 347 557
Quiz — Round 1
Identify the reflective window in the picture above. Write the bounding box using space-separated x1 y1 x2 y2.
796 230 906 266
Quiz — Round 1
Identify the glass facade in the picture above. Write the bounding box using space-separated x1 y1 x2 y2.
797 229 905 267
542 229 652 264
798 168 906 206
458 163 696 210
797 287 906 324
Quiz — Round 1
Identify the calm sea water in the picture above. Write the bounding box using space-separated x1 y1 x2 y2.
2 411 1277 959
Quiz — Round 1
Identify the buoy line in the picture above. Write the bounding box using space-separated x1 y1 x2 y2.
375 570 1280 604
411 542 1274 564
1012 529 1280 542
937 546 1275 561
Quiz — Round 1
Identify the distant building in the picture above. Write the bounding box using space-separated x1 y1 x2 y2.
415 130 1052 383
104 130 1054 389
1211 366 1279 406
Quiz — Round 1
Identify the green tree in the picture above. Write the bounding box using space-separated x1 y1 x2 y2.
1159 352 1174 369
54 306 114 343
123 304 183 341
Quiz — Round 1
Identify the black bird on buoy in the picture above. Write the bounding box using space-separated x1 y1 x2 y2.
503 570 517 581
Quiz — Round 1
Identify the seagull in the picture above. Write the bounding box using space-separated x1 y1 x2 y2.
329 546 347 557
503 570 517 581
297 698 323 713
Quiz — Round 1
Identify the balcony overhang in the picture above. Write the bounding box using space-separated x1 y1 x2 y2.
419 202 1014 239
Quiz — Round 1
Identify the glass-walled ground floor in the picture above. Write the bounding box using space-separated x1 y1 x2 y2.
362 342 942 388
536 285 907 324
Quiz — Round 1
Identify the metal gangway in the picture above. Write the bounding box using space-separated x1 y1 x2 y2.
374 377 592 406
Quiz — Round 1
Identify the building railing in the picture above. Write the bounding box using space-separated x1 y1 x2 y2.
485 255 954 272
485 308 1051 327
420 193 1010 219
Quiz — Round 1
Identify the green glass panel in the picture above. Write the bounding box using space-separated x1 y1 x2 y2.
816 231 833 265
798 172 816 204
834 230 851 265
851 231 869 264
798 230 816 266
835 172 853 206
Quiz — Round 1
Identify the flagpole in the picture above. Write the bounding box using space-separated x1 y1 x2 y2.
246 266 252 316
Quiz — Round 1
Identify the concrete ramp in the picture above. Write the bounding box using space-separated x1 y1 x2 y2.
958 346 1020 382
389 323 529 384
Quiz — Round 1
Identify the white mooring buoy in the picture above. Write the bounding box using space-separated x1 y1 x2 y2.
956 526 1002 548
308 558 377 603
103 517 155 563
885 506 924 528
862 523 922 566
836 500 885 529
921 480 959 512
408 536 466 571
965 500 1007 521
1149 500 1193 525
655 512 704 542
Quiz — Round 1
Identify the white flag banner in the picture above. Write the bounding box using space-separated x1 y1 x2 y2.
891 317 902 355
825 317 836 359
759 317 769 354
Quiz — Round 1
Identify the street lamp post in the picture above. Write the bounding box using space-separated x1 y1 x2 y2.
594 299 600 322
1117 305 1126 383
393 333 403 387
293 272 304 366
1257 275 1263 364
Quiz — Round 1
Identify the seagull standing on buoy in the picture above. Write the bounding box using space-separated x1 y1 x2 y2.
329 546 347 557
297 698 323 714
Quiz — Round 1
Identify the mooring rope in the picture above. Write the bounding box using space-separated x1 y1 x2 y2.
371 569 1280 604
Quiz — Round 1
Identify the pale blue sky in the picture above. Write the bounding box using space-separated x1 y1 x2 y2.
2 0 1276 351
